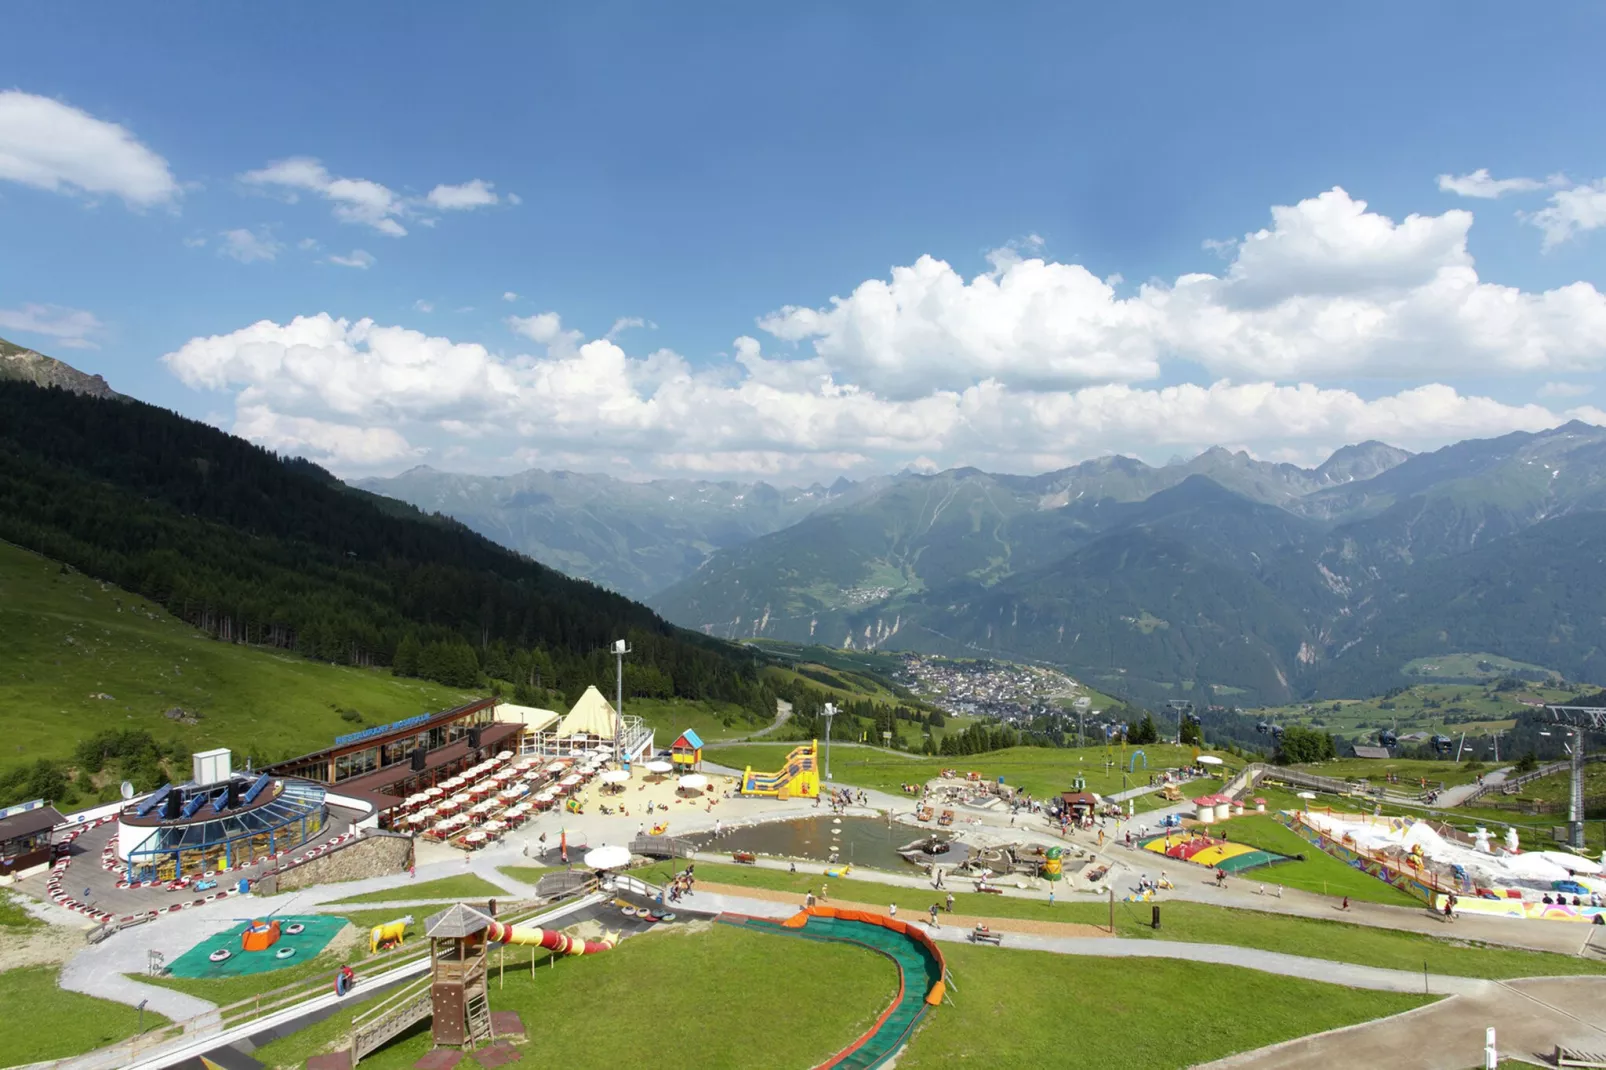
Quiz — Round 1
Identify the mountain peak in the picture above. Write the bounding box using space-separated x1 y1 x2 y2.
1314 440 1412 485
0 337 122 401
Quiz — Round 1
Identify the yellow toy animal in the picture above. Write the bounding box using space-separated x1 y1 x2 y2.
369 914 413 953
650 822 669 836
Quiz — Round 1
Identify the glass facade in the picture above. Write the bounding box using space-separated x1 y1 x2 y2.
123 779 328 882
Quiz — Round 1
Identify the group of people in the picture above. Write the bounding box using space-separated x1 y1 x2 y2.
661 862 697 904
817 787 869 813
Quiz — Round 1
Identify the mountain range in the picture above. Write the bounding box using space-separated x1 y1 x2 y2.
645 425 1606 705
15 335 1606 709
355 467 855 599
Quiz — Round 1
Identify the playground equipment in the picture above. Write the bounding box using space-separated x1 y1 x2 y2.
485 918 616 957
369 914 414 954
720 906 946 1069
1043 845 1062 882
241 918 281 951
825 862 853 879
650 821 669 836
1141 832 1292 875
1129 750 1147 774
738 741 820 799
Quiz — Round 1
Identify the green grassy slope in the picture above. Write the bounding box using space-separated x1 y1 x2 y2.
0 539 473 783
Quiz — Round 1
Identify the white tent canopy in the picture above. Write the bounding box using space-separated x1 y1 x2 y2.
557 686 620 740
678 773 709 791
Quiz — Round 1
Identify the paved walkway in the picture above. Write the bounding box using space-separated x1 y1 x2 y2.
672 887 1490 995
1437 765 1513 809
1199 976 1606 1069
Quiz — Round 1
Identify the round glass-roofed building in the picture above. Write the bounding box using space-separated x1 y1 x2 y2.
116 771 327 883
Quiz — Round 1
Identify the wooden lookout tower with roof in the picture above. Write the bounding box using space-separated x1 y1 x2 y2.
424 902 495 1048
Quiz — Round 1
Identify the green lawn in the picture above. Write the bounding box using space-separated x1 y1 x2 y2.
623 696 776 743
650 861 1606 981
1254 681 1574 743
496 864 567 887
900 944 1435 1069
1283 757 1485 788
1 889 42 929
0 965 169 1064
0 539 474 781
323 873 509 905
706 742 1233 800
252 922 895 1070
1211 814 1422 906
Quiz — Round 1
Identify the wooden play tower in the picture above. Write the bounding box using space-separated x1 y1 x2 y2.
423 903 495 1048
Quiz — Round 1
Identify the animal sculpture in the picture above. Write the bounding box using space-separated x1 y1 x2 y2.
369 914 414 953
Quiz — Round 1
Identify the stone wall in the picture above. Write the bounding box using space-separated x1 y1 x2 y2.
259 831 413 894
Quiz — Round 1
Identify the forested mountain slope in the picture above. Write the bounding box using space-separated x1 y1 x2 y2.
0 379 773 713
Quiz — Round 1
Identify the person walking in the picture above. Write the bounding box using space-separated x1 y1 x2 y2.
946 891 955 913
821 882 829 903
889 902 897 919
929 903 940 928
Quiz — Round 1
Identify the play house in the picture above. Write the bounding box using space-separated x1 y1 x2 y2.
670 730 705 771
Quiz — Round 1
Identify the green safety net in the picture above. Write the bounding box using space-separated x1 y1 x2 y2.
166 915 347 978
720 914 943 1070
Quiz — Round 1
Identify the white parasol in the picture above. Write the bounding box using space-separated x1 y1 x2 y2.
436 797 462 812
424 786 444 798
561 774 582 787
1296 791 1317 799
1196 755 1224 766
546 762 567 773
583 844 632 870
500 786 525 799
464 830 487 844
404 793 430 806
497 750 513 760
601 769 631 784
678 773 709 791
645 760 673 774
472 799 498 814
442 777 465 789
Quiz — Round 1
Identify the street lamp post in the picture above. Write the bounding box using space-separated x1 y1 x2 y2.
822 703 836 781
612 639 630 764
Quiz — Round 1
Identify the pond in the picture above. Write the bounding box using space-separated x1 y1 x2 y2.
688 815 973 872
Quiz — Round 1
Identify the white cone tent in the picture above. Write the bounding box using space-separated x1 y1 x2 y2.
557 686 619 741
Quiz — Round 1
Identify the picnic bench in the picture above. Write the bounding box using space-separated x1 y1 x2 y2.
969 926 1003 946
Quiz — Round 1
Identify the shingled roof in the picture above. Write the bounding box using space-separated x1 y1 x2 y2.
424 902 494 938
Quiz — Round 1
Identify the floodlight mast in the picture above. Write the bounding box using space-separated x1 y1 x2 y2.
612 639 631 763
1542 706 1606 850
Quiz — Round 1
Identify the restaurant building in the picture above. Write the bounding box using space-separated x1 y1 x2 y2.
0 799 65 882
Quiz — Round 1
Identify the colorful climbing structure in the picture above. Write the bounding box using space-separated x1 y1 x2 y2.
1141 831 1291 874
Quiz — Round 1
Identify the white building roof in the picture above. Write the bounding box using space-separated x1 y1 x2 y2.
494 702 561 734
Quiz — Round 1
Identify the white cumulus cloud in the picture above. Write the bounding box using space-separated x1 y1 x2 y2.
156 184 1606 479
1528 178 1606 249
426 179 501 210
0 90 179 207
763 187 1606 392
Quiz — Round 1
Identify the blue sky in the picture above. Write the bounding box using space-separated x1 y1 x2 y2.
4 5 1606 481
